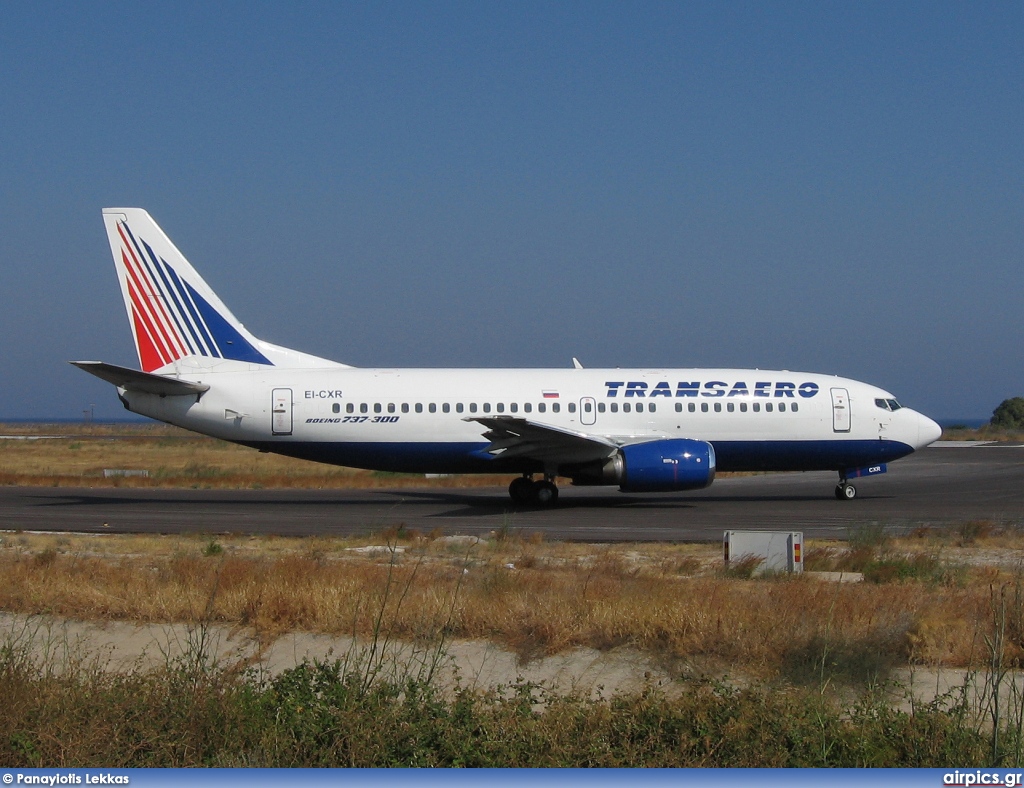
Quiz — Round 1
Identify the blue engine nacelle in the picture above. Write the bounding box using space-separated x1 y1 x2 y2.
618 438 716 492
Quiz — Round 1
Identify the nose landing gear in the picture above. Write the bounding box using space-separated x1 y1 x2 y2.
835 473 857 500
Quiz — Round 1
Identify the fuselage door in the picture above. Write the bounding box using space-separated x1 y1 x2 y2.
272 388 293 435
831 387 851 433
580 396 597 426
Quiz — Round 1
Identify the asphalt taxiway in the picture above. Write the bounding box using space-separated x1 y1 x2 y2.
1 446 1021 542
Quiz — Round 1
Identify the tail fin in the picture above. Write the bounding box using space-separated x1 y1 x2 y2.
102 208 344 372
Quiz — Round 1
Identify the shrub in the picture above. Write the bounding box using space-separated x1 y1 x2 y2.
991 398 1024 429
0 648 997 767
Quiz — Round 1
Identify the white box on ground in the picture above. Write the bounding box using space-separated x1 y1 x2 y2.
724 530 803 574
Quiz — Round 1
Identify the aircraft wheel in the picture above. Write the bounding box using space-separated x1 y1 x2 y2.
509 477 533 504
835 483 857 501
532 480 559 506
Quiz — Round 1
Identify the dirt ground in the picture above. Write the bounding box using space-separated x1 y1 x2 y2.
1 612 674 698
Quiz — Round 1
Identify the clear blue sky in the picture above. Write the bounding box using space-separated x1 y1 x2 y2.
1 2 1020 420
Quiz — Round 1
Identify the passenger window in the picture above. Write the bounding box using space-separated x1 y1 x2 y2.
456 403 464 413
538 403 546 413
387 403 395 413
766 403 774 413
688 403 696 413
649 403 656 413
597 403 605 413
610 403 618 413
740 402 747 413
360 403 368 414
374 403 382 414
779 402 786 412
347 403 354 414
442 403 450 413
635 402 643 413
792 403 798 412
484 403 492 413
727 403 734 413
714 403 721 412
415 403 423 413
496 403 504 413
332 403 340 414
568 403 577 413
552 403 560 413
401 403 409 413
675 403 682 412
469 403 477 413
510 403 518 413
701 403 708 413
429 403 437 413
623 403 631 413
524 403 532 413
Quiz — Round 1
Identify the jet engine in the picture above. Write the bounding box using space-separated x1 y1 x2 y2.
570 438 716 492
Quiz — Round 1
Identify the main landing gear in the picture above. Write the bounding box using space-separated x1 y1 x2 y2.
835 473 857 501
509 475 559 507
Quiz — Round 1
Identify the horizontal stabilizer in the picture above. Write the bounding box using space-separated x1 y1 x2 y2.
70 361 210 397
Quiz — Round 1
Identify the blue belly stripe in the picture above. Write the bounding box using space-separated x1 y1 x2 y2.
239 439 916 476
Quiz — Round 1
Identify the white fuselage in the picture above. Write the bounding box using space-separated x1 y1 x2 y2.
121 366 941 477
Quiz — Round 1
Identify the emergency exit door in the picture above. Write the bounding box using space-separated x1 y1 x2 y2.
272 388 293 435
831 388 850 433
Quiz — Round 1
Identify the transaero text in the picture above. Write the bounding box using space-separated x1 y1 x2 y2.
604 381 820 398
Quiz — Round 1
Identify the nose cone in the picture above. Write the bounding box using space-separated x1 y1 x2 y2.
917 413 942 448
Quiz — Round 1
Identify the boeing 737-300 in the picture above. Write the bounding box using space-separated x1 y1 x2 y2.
73 208 942 505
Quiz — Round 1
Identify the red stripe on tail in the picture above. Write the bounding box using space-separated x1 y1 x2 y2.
118 224 185 352
126 278 172 370
131 306 165 373
123 251 177 367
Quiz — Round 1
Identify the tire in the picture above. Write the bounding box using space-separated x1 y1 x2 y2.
532 480 559 506
836 483 857 500
508 477 533 504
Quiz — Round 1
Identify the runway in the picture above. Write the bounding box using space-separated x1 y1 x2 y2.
1 446 1022 542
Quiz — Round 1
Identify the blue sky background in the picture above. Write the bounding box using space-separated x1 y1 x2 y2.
1 1 1020 421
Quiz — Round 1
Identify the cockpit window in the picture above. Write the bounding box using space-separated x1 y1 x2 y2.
875 398 904 412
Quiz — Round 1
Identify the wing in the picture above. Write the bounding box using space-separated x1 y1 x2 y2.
467 416 619 466
71 361 210 397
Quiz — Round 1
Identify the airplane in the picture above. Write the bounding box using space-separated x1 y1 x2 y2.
73 208 943 506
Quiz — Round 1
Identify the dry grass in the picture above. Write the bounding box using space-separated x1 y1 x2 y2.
4 421 1019 492
4 422 1024 683
0 422 510 489
0 422 825 488
940 425 1024 442
2 526 1024 681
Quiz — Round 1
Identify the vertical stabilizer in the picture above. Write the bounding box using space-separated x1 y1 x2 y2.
102 208 344 372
